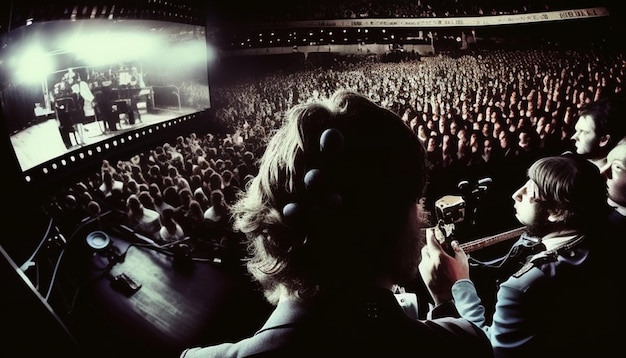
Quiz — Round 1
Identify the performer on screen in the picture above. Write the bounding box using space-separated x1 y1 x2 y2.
52 69 95 148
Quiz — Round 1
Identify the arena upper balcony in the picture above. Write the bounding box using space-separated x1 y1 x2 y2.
209 0 608 25
209 2 615 53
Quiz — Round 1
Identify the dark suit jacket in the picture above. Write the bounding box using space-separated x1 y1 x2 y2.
181 287 493 358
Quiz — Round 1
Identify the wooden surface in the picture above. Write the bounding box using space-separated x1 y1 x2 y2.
50 216 272 358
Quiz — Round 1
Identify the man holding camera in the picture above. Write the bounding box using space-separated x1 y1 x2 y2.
419 153 619 358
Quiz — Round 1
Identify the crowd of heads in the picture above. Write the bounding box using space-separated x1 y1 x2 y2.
212 48 626 210
47 130 260 261
47 45 626 265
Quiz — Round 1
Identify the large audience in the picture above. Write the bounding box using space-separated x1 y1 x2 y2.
47 44 626 261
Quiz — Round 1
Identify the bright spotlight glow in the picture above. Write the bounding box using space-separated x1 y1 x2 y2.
68 31 164 66
15 45 54 83
172 40 207 65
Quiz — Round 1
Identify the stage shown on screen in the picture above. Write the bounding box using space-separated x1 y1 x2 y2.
0 19 211 172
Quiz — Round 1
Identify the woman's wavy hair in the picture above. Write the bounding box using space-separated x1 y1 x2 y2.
230 90 427 302
528 153 610 232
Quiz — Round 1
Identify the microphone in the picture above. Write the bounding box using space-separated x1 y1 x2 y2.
458 180 470 191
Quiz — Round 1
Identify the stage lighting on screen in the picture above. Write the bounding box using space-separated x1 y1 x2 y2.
1 18 211 181
13 45 54 84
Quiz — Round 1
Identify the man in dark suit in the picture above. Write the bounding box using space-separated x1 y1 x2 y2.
420 153 620 358
571 93 626 169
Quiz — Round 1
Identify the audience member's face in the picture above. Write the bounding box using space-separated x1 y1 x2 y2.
602 144 626 208
518 132 531 150
490 111 499 122
457 129 467 141
536 117 546 129
499 131 508 148
427 137 437 151
470 133 479 145
544 121 552 134
483 139 492 156
571 115 601 156
449 122 458 135
563 108 573 124
481 123 490 135
439 120 447 133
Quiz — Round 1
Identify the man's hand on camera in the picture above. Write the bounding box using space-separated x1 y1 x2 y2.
418 227 470 305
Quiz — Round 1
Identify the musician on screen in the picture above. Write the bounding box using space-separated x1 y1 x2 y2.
419 153 620 358
52 69 95 148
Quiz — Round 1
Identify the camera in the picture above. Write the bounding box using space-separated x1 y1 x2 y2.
433 195 466 251
435 195 466 225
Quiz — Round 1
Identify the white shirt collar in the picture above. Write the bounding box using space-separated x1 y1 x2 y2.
541 233 579 251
